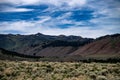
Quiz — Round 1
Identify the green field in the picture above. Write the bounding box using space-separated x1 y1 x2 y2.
0 60 120 80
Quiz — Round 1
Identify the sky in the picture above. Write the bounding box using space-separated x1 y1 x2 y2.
0 0 120 38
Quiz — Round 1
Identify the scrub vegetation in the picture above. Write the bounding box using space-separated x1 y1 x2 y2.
0 60 120 80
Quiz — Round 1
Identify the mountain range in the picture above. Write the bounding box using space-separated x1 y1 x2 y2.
0 33 120 61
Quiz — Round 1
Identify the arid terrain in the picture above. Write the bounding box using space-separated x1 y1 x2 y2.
0 0 120 80
0 33 120 80
0 60 120 80
0 33 120 61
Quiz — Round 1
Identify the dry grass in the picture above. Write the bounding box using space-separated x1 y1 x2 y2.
0 60 120 80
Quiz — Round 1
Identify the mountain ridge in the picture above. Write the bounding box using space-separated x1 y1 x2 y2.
0 33 93 54
0 33 120 61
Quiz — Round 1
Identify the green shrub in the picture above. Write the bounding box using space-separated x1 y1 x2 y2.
97 75 107 80
0 60 119 80
89 72 96 80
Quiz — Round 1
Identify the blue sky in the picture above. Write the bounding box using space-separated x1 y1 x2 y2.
0 0 120 38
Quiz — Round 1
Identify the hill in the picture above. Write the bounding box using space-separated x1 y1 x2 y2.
0 33 93 56
0 48 40 61
0 33 120 61
70 34 120 59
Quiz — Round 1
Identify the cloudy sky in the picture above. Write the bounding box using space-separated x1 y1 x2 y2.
0 0 120 38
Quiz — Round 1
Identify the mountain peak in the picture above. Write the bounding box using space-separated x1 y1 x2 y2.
58 35 66 37
35 33 44 36
96 33 120 40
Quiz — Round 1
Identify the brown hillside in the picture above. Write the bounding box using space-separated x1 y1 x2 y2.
30 46 77 57
70 34 120 58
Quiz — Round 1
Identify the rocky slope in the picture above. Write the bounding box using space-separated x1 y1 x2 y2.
70 34 120 58
0 33 120 60
0 33 93 55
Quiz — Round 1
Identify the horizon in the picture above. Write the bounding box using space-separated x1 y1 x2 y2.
0 32 120 39
0 0 120 38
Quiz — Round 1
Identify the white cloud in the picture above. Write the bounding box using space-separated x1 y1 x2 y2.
88 0 120 19
36 16 51 24
67 0 86 7
0 0 119 38
0 7 33 12
0 0 40 5
56 12 72 20
0 0 87 12
0 0 87 7
60 20 72 24
0 20 119 38
90 17 120 26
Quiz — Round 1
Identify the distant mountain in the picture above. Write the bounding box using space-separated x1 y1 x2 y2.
70 34 120 59
0 33 93 55
0 33 120 61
